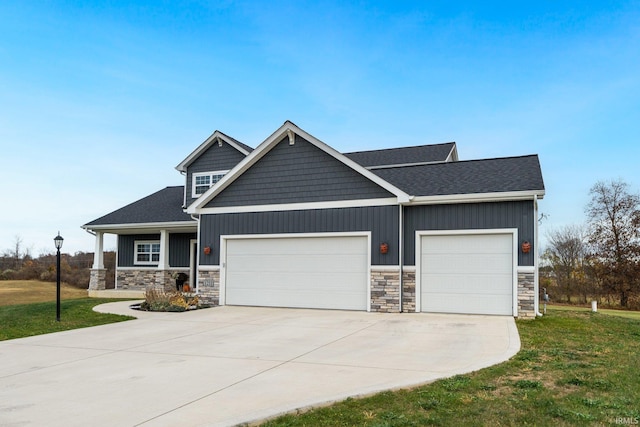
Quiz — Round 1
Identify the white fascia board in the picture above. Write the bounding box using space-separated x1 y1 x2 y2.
195 197 399 215
187 121 412 213
175 131 251 172
82 221 197 234
407 190 545 205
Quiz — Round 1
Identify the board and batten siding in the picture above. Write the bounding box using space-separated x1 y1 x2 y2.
205 135 394 208
117 233 195 268
169 233 197 267
199 206 399 266
186 142 247 206
404 200 535 266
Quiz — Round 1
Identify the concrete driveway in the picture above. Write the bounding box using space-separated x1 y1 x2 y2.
0 302 520 427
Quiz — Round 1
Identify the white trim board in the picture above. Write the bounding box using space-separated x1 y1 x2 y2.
195 197 399 215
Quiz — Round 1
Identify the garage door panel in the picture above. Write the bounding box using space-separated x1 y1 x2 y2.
424 234 511 253
420 233 514 316
423 274 513 294
422 293 513 315
422 254 512 274
228 253 367 273
225 235 368 311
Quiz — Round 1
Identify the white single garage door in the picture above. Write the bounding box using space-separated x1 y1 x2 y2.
419 233 514 315
224 235 369 310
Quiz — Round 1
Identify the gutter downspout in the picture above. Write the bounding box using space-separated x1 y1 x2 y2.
534 194 543 317
191 214 200 293
399 204 404 312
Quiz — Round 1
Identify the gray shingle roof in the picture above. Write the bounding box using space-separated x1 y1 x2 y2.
84 186 193 227
344 142 455 167
372 155 545 197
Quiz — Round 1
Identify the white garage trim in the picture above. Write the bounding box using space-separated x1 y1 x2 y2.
219 232 371 311
415 229 518 316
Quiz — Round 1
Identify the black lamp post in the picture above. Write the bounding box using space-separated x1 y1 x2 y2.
54 232 64 322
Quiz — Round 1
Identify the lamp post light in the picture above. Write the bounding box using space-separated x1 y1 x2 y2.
54 232 64 322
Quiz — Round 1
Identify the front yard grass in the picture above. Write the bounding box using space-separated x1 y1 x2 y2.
0 280 89 306
261 309 640 426
0 298 135 341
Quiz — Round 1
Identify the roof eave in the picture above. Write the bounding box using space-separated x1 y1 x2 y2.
82 220 197 234
407 190 545 205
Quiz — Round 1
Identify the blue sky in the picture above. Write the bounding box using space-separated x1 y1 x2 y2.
1 1 639 255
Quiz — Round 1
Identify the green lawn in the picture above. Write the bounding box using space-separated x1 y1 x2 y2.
548 303 640 320
0 298 135 341
261 308 640 426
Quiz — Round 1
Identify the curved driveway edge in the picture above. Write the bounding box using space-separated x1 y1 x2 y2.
0 302 520 427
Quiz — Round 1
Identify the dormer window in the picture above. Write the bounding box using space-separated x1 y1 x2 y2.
192 170 228 198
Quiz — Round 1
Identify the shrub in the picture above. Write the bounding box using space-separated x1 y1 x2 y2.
140 287 200 312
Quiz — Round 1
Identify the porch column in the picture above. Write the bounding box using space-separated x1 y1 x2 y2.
92 231 104 269
88 231 106 291
156 230 173 291
158 230 170 270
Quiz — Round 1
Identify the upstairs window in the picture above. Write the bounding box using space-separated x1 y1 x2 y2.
135 241 160 265
192 170 228 198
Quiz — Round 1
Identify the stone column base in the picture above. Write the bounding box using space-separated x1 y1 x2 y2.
88 269 107 290
198 269 220 306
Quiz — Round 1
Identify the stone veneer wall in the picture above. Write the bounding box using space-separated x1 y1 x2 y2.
116 269 189 291
518 270 536 319
370 268 400 313
88 269 107 291
197 269 220 306
402 269 416 313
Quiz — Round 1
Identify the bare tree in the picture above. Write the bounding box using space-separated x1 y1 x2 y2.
586 180 640 307
543 225 589 303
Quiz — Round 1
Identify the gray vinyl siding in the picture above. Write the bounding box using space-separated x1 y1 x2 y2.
403 201 535 266
186 142 247 206
206 134 394 208
117 234 161 267
199 206 399 266
169 233 197 267
117 233 196 268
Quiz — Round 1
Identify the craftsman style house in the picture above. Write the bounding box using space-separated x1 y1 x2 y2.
83 121 545 317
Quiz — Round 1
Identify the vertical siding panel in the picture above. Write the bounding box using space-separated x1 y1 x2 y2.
404 201 535 267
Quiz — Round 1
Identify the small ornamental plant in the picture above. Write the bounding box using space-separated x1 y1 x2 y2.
139 287 200 312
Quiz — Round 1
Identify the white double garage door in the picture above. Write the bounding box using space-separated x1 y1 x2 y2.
220 230 517 316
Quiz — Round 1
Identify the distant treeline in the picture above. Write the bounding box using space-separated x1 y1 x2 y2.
0 250 115 289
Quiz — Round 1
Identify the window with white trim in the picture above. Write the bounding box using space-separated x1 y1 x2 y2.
135 241 160 265
192 170 228 198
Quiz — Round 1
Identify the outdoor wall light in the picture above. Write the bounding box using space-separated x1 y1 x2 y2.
203 246 212 255
379 242 389 254
521 241 531 254
53 232 64 322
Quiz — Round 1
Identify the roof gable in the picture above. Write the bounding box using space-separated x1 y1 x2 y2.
187 121 411 213
176 130 252 172
203 133 397 208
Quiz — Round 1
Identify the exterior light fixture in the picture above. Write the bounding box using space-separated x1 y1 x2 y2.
380 242 389 254
54 232 64 321
521 241 531 254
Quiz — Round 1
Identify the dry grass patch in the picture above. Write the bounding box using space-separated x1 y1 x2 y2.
0 280 88 306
